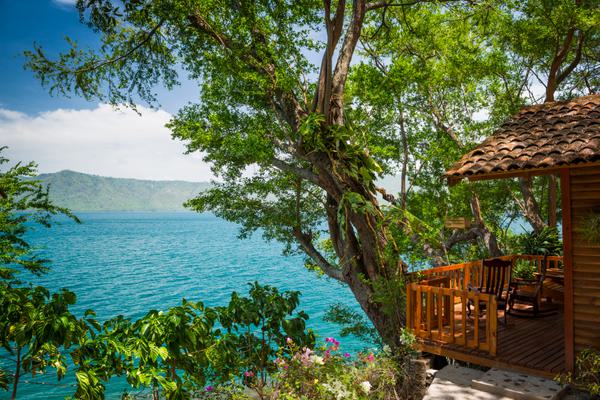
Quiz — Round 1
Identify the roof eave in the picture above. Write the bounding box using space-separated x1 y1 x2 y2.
445 162 600 186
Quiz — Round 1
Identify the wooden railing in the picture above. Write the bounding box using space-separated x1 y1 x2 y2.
406 283 498 354
406 254 563 357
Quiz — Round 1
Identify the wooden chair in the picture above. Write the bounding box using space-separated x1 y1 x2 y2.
508 259 547 317
468 258 512 325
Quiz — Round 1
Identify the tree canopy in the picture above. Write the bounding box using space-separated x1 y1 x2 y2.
25 0 599 345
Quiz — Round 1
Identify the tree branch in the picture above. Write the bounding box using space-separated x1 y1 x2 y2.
330 0 366 124
556 30 585 86
366 0 423 11
270 158 321 187
545 26 578 102
189 9 306 134
292 228 345 282
366 0 459 11
518 176 546 232
61 18 166 75
312 0 346 115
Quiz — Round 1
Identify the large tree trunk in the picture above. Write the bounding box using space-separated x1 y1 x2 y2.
191 0 412 347
518 176 547 232
548 175 558 228
470 194 502 256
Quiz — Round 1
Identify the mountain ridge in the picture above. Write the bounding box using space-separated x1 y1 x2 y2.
37 170 211 211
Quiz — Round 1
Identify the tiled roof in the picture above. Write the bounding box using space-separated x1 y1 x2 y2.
445 94 600 184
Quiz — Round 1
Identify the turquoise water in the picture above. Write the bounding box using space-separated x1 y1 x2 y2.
6 212 367 399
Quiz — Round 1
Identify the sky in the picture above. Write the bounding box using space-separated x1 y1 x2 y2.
0 0 212 181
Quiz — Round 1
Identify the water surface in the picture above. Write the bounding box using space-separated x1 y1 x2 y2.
5 212 366 399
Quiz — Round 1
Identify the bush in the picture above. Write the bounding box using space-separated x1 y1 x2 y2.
518 227 562 257
230 333 418 400
560 348 600 396
512 259 537 280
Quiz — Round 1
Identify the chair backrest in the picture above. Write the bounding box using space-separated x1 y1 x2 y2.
478 258 512 300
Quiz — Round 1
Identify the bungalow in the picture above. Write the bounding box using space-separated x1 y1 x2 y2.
406 94 600 378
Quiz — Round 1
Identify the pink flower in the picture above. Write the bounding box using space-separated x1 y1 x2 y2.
367 353 375 362
325 337 334 343
205 385 214 391
274 357 287 369
286 337 294 344
344 352 351 358
244 371 254 377
300 347 313 366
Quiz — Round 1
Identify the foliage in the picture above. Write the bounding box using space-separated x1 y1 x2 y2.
193 383 253 400
324 303 381 348
71 299 218 399
0 282 316 399
559 348 600 396
518 227 562 257
0 149 83 399
580 211 600 244
68 282 315 399
24 0 599 349
0 153 319 399
511 259 537 281
257 337 418 400
214 283 315 387
0 285 89 399
0 147 79 282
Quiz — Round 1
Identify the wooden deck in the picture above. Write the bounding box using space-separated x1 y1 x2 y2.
416 306 565 378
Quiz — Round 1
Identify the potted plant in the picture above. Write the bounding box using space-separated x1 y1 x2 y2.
512 227 563 290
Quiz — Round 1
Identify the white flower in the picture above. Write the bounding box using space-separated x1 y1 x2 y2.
359 381 372 394
309 354 325 365
383 344 391 354
323 381 351 400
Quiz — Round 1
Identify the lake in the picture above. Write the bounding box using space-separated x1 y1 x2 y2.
6 212 367 399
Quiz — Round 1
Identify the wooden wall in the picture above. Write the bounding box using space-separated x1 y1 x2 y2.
567 166 600 360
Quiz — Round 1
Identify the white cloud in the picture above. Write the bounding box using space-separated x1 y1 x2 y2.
0 104 215 182
52 0 77 5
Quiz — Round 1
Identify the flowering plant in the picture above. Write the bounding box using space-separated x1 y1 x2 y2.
264 337 400 400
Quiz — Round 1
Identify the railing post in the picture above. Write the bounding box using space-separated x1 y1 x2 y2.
489 296 498 356
473 293 479 349
416 286 422 336
406 283 413 330
426 289 433 339
449 289 455 343
461 291 467 346
437 288 443 340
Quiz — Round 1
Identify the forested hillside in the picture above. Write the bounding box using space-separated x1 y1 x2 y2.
37 170 210 211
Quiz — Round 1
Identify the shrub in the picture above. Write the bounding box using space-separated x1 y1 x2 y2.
518 227 562 257
560 348 600 396
237 334 418 400
512 259 537 280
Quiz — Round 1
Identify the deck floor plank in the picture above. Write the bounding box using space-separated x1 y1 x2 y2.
416 306 566 378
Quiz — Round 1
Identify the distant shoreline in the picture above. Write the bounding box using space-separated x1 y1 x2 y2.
37 170 211 212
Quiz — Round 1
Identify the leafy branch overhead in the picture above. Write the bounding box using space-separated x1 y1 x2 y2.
24 0 599 347
0 147 79 282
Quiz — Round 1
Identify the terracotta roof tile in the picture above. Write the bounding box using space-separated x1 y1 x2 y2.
446 94 600 183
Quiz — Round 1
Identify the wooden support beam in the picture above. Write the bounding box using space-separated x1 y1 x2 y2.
560 168 574 372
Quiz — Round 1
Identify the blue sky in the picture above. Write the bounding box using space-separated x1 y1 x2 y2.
1 0 99 113
0 0 201 114
0 0 212 180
